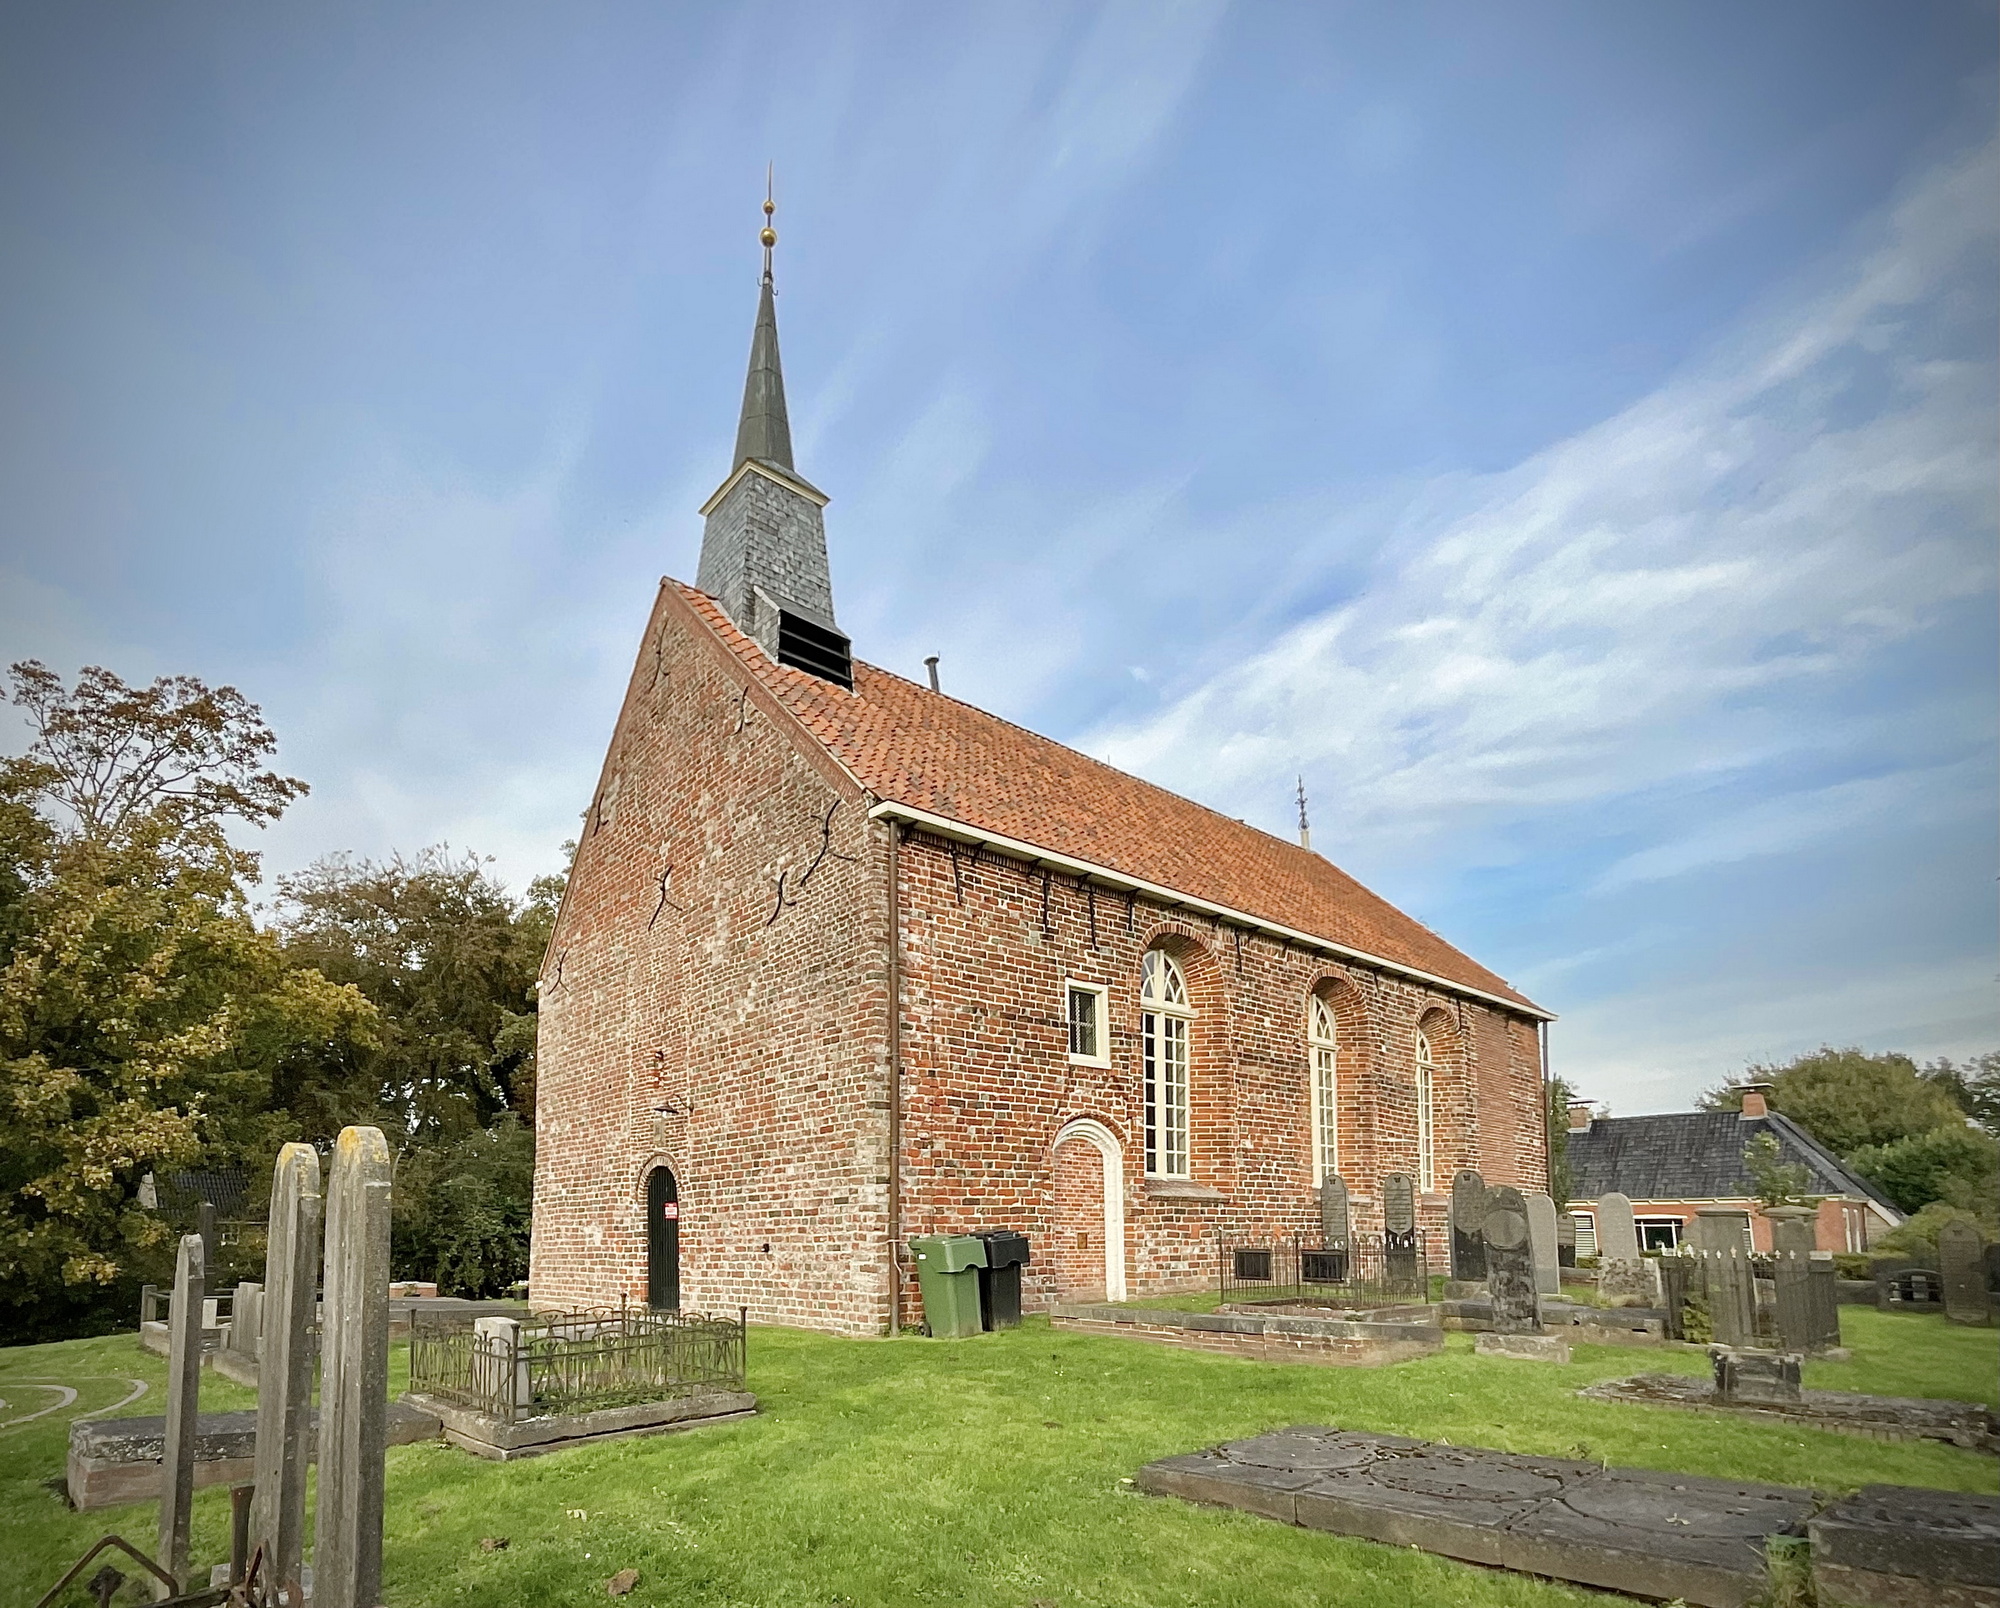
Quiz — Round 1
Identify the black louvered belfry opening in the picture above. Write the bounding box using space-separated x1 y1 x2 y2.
777 609 853 689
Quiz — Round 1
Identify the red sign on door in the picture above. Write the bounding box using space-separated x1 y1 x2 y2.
660 1203 679 1221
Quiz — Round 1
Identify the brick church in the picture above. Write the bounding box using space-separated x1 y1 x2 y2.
530 213 1554 1336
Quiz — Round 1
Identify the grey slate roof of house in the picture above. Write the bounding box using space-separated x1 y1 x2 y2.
1566 1110 1902 1219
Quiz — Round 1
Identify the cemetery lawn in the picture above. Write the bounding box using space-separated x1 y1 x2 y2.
2 1308 1993 1608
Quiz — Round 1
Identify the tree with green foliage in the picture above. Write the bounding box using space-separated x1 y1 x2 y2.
1922 1051 2000 1139
1847 1124 2000 1222
1704 1043 1997 1228
1701 1045 1966 1154
1741 1132 1815 1208
1545 1073 1577 1209
272 847 563 1294
0 663 376 1340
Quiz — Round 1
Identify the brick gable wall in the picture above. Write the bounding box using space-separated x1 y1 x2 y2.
531 586 893 1335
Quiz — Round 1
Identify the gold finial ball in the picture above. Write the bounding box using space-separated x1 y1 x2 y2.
763 198 775 217
760 226 777 248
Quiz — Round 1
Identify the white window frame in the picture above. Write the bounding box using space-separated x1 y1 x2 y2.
1635 1216 1685 1251
1415 1029 1436 1193
1844 1205 1866 1254
1570 1211 1597 1259
1309 993 1339 1185
1065 980 1110 1067
1141 950 1193 1179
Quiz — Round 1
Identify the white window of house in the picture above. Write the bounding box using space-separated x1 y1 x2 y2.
1309 994 1339 1185
1571 1211 1597 1258
1066 981 1108 1067
1845 1205 1867 1253
1415 1029 1437 1193
1636 1217 1685 1251
1141 949 1192 1178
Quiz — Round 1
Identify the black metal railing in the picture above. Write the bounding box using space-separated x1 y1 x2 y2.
1219 1233 1430 1305
408 1304 748 1423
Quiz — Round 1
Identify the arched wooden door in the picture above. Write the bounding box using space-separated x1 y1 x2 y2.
646 1166 680 1311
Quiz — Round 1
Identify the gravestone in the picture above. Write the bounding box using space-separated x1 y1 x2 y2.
1483 1186 1540 1335
1712 1347 1802 1406
251 1143 322 1599
1556 1210 1576 1269
231 1281 262 1359
1939 1219 1991 1326
316 1126 393 1608
1317 1175 1350 1246
1525 1192 1560 1297
1448 1170 1486 1281
1381 1172 1419 1294
1812 1485 2000 1608
1765 1204 1816 1256
1692 1207 1748 1253
1596 1193 1638 1262
1595 1193 1652 1302
197 1199 218 1275
157 1234 205 1597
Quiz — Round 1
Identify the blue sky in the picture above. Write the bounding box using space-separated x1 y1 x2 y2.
1 2 1993 1112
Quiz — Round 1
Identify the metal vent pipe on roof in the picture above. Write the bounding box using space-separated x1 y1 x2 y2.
924 655 940 693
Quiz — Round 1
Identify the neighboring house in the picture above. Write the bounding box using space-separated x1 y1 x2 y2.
1563 1086 1902 1255
529 222 1555 1337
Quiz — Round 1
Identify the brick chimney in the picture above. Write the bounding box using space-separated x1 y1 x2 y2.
1567 1100 1595 1133
1737 1084 1771 1120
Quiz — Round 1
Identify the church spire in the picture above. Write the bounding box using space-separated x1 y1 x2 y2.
732 171 794 472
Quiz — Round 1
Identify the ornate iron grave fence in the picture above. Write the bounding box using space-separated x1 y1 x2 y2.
1218 1233 1430 1305
409 1303 748 1423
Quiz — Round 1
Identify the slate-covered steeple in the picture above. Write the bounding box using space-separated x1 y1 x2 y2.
696 180 850 688
732 272 794 473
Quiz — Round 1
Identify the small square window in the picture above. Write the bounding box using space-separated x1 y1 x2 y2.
1066 982 1108 1066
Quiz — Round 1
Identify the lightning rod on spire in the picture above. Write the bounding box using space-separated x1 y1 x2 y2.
1297 775 1312 852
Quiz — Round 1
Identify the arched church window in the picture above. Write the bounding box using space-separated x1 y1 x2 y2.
1141 950 1192 1178
1415 1029 1437 1193
1309 993 1339 1185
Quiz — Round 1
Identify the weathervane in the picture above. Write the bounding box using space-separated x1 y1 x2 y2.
1297 775 1312 852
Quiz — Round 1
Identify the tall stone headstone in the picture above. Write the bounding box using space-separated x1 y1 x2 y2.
197 1199 218 1275
1381 1172 1419 1294
1317 1175 1350 1246
1939 1219 1991 1326
1525 1191 1560 1297
1482 1186 1540 1334
1596 1193 1639 1262
1449 1170 1487 1281
1692 1207 1748 1253
252 1143 322 1601
1595 1192 1652 1303
156 1234 204 1597
231 1280 263 1360
315 1126 392 1608
1765 1204 1817 1256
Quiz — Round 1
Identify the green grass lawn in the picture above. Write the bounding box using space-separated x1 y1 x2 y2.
2 1307 1993 1607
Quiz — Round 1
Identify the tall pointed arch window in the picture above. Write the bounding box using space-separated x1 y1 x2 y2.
1309 994 1339 1185
1415 1029 1437 1192
1141 949 1192 1178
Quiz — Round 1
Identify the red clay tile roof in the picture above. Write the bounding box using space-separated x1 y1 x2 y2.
675 581 1542 1014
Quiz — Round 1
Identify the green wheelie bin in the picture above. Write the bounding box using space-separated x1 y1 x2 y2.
910 1234 987 1337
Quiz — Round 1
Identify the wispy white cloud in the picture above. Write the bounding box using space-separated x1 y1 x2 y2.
1091 138 1997 859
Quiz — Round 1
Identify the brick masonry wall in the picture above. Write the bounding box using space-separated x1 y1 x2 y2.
534 587 1548 1338
531 585 891 1336
1577 1197 1876 1253
893 832 1548 1319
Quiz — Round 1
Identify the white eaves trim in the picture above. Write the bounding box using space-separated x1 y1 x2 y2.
866 798 1554 1023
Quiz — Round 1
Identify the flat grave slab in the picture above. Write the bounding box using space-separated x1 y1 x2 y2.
402 1387 757 1461
1582 1372 1999 1454
1810 1484 2000 1608
68 1401 442 1510
1136 1425 1815 1608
